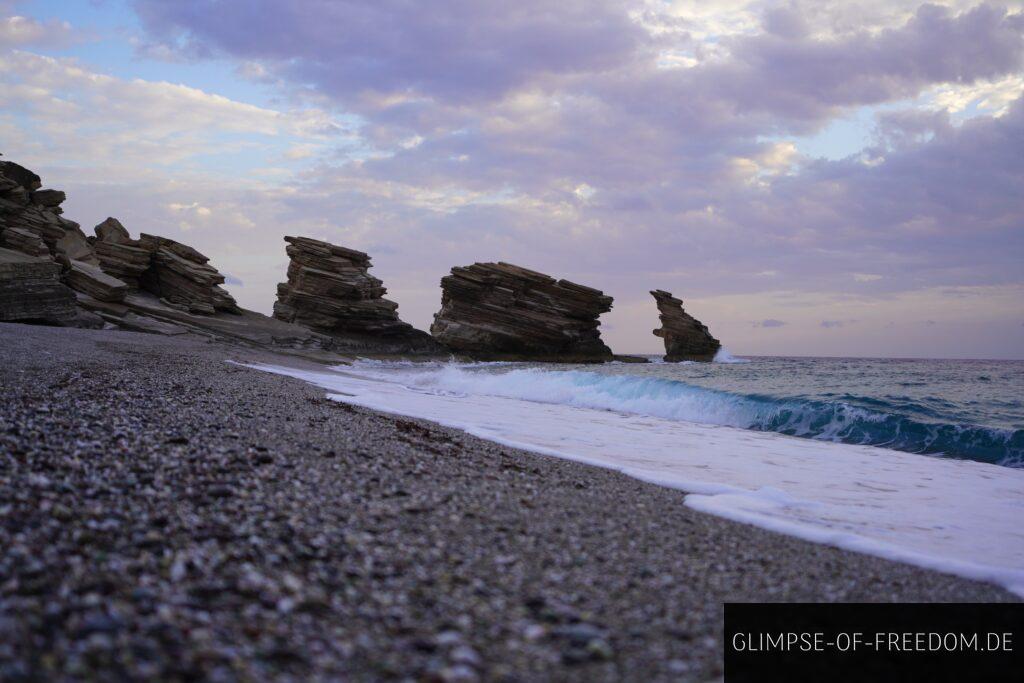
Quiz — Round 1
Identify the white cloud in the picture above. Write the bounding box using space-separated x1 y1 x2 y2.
167 201 211 216
573 183 597 202
925 74 1024 118
0 50 348 178
0 14 72 48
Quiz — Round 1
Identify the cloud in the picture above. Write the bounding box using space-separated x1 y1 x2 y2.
926 73 1024 116
754 319 788 328
2 1 1022 358
0 50 347 178
133 0 648 104
0 14 73 49
125 1 1022 356
133 2 1024 144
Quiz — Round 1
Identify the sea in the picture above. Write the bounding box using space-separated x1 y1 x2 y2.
246 351 1024 595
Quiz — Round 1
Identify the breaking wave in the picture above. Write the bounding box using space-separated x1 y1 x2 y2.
351 364 1023 467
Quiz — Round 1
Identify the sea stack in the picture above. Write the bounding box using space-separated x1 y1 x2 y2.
273 236 438 352
651 289 720 362
430 262 613 362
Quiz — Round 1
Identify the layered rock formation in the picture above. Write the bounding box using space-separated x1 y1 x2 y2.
135 233 239 315
0 157 447 358
0 154 242 319
65 260 129 303
430 262 613 362
0 248 76 323
1 160 88 323
92 218 151 287
651 289 720 362
0 157 410 358
273 236 438 352
0 159 94 265
1 227 48 257
0 156 246 327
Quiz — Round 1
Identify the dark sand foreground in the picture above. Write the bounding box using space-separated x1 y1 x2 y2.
0 323 1016 681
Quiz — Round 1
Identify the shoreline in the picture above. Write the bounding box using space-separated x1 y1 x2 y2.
1 323 1017 681
249 359 1024 597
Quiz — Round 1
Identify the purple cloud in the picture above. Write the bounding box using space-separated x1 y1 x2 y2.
7 1 1022 356
133 0 646 103
718 4 1024 118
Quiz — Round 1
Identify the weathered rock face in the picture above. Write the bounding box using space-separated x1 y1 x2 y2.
93 217 152 287
0 227 49 257
31 189 66 207
0 247 77 323
0 161 41 192
431 262 613 362
651 289 720 362
0 159 102 322
273 236 438 352
65 260 129 303
136 233 239 315
0 160 96 265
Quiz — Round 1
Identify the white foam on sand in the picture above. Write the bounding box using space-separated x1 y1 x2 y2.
244 361 1024 595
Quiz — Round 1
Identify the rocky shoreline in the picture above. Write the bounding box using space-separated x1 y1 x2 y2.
0 323 1015 681
1 156 722 364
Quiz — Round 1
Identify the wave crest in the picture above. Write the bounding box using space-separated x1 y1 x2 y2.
350 363 1023 467
713 347 749 363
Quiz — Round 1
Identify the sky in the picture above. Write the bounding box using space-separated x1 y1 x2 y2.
2 0 1022 358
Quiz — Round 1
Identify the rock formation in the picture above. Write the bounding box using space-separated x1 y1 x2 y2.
65 260 129 303
430 262 613 362
135 233 239 315
92 217 151 287
0 153 242 320
0 248 77 323
0 157 442 357
0 159 95 265
0 227 48 257
651 289 720 362
0 155 248 325
273 236 439 352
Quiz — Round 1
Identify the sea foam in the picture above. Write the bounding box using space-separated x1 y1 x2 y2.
713 347 749 363
340 362 1022 465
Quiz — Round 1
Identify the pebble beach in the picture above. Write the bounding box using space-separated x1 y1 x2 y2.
1 323 1016 682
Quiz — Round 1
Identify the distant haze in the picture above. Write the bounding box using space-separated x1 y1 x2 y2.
2 0 1022 358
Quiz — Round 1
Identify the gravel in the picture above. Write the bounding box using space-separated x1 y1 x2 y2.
0 322 1016 681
